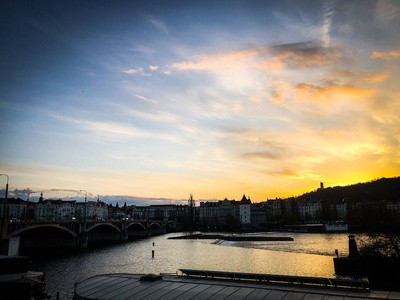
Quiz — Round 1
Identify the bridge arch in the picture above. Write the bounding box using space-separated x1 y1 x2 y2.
163 222 174 232
9 224 78 238
148 223 162 230
86 223 121 233
126 222 147 231
13 225 79 252
148 222 164 235
85 223 122 244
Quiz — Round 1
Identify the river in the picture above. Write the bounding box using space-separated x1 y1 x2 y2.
28 232 354 299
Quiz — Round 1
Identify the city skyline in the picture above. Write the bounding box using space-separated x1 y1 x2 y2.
1 0 400 203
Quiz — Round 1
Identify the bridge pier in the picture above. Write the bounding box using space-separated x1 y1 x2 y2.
121 229 129 241
77 232 88 249
120 223 129 241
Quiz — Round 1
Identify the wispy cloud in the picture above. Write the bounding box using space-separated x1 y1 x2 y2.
135 94 158 103
122 67 151 76
363 73 389 82
374 0 400 25
248 96 261 102
332 69 360 77
331 70 388 83
258 41 342 71
149 65 159 71
371 51 400 60
49 113 178 142
170 41 343 74
269 81 293 104
170 48 258 71
131 45 156 54
322 0 336 45
148 18 169 35
294 82 375 102
242 151 285 161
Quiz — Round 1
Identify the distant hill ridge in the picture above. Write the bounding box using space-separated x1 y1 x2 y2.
292 177 400 203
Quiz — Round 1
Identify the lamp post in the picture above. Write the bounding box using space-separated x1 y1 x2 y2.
1 174 9 239
80 190 87 223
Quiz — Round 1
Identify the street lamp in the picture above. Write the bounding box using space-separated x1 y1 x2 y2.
1 174 9 239
80 190 87 223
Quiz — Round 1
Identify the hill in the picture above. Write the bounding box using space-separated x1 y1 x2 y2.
294 177 400 204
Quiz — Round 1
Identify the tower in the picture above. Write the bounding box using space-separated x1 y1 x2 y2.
188 194 195 229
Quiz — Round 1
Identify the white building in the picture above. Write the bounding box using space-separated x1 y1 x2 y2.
239 195 251 225
35 196 108 220
58 201 76 219
298 200 322 223
239 204 251 224
336 202 347 220
131 204 187 221
0 198 27 219
36 200 60 219
76 201 108 220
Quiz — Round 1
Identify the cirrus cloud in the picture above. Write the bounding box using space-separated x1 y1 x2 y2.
169 41 345 74
371 51 400 60
122 67 151 76
258 41 342 71
135 94 158 103
295 83 375 102
363 73 389 82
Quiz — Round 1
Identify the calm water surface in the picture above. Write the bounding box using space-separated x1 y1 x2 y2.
29 232 354 299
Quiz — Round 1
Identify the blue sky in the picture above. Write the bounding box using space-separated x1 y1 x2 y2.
1 0 399 204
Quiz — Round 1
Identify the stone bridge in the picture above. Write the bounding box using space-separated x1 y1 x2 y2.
2 219 175 253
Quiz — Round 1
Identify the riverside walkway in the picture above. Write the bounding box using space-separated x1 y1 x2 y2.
74 272 400 300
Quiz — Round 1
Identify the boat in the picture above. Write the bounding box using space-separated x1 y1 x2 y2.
325 222 348 232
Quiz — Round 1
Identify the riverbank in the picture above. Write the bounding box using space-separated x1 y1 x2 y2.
168 233 294 241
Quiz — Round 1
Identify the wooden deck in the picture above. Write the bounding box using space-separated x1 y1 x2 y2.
74 273 400 300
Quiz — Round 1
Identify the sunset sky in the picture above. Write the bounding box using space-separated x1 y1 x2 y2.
1 0 399 204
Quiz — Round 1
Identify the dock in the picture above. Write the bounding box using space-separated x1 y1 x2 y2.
74 271 400 300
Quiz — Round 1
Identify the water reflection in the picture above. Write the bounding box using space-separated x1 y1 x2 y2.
30 232 352 299
219 233 351 256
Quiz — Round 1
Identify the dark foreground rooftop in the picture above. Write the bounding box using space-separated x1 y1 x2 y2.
74 272 400 300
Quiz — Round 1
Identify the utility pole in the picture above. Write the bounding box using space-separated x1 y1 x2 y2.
1 174 9 239
80 190 87 224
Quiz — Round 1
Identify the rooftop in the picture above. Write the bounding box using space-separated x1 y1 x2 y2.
74 273 400 300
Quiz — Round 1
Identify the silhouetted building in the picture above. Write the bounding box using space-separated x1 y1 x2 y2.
131 204 188 222
199 201 219 227
250 204 267 229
